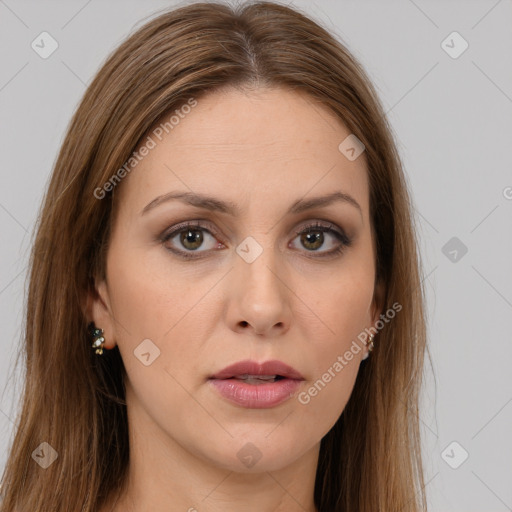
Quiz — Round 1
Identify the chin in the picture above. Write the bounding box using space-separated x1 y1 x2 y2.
196 433 309 473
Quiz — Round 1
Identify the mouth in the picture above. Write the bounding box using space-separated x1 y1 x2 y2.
208 360 304 408
209 359 304 381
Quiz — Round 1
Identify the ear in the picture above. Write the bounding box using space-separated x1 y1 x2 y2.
362 278 385 360
83 278 117 350
370 278 385 326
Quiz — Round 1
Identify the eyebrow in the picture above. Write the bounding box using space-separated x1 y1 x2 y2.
141 190 362 219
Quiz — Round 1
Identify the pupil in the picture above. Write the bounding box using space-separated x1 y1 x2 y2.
181 229 203 250
302 231 323 250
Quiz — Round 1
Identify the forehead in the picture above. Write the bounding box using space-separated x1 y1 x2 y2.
118 86 369 220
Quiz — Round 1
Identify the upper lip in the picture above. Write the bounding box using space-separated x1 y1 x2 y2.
209 359 304 380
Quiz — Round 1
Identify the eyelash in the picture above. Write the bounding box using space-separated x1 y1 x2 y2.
159 220 352 260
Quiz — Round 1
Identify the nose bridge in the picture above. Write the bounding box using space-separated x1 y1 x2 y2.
229 233 290 334
236 234 283 300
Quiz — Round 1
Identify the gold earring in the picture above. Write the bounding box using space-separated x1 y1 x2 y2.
368 333 375 352
362 333 375 361
88 322 105 355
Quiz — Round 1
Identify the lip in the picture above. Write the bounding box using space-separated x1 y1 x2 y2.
209 359 304 380
208 359 304 409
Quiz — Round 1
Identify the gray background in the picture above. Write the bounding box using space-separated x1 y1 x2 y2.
1 0 511 510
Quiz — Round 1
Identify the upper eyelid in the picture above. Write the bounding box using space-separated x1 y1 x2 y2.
162 220 220 241
162 219 345 238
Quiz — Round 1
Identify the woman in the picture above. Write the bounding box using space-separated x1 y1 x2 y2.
0 1 429 510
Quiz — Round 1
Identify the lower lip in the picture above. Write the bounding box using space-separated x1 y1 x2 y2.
208 378 303 408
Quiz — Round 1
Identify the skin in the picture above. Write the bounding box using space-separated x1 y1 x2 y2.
89 86 383 512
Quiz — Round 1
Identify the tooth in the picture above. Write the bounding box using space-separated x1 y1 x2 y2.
234 374 278 382
244 377 277 384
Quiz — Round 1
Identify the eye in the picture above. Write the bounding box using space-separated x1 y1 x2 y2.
160 220 352 260
290 221 352 257
160 221 223 258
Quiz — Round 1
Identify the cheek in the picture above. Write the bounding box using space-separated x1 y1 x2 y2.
294 353 360 442
291 262 374 406
294 230 376 334
298 260 374 348
105 239 223 398
105 243 213 436
105 235 210 340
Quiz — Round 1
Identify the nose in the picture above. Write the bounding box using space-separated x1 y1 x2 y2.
225 245 292 337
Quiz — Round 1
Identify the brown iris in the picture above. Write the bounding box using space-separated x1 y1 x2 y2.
180 229 203 250
301 230 323 250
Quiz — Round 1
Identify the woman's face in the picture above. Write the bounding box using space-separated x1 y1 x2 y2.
91 86 382 473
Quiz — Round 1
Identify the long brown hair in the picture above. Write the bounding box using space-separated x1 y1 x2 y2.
0 2 429 510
